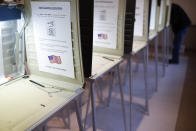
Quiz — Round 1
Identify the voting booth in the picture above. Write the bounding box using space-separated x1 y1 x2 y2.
149 0 160 39
80 0 132 78
0 0 84 130
158 0 167 31
132 0 150 54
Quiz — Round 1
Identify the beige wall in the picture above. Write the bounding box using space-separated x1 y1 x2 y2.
173 0 196 25
172 0 196 51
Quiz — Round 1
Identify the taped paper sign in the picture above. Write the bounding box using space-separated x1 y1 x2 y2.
93 0 119 49
134 0 144 36
31 1 75 78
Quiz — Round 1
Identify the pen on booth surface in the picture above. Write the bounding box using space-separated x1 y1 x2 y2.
102 56 114 61
29 80 45 88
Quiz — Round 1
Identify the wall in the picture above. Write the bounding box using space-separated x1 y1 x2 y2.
173 0 196 51
173 0 196 25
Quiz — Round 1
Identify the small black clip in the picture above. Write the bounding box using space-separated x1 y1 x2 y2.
41 104 46 107
23 75 29 79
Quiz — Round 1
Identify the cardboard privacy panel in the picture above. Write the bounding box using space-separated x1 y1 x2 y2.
133 0 150 42
124 0 136 54
79 0 94 77
25 0 84 85
158 0 166 31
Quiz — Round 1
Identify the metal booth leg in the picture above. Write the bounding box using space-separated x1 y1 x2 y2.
143 46 149 115
128 57 133 131
107 71 115 107
84 84 91 129
90 82 97 131
61 110 70 129
42 125 47 131
162 29 167 77
75 100 84 131
155 36 159 92
166 27 170 66
123 62 129 86
117 65 128 131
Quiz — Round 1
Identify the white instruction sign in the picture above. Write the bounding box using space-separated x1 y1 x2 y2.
31 1 75 78
93 0 119 49
134 0 144 37
150 0 157 30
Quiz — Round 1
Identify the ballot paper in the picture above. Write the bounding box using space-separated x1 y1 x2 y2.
31 2 75 78
150 0 157 30
134 0 144 37
93 0 119 49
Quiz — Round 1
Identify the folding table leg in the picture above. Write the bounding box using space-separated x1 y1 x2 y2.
128 57 132 131
155 36 159 92
107 71 115 107
162 30 166 77
117 65 127 131
90 82 97 131
143 47 149 115
42 125 47 131
166 27 170 67
75 100 84 131
84 84 91 129
61 110 70 128
123 62 129 86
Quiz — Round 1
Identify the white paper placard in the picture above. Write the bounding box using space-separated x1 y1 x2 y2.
0 28 4 77
150 0 157 30
167 0 170 5
93 0 119 49
159 0 164 25
31 2 75 78
134 0 144 37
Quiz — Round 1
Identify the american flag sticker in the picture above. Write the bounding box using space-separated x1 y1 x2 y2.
98 33 108 40
48 55 62 64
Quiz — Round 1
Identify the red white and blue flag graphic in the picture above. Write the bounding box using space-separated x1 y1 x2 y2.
48 55 62 64
98 33 108 40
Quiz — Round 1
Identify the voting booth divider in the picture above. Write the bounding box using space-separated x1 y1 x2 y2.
79 0 134 130
0 0 84 130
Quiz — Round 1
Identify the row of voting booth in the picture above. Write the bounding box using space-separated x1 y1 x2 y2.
0 0 172 130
